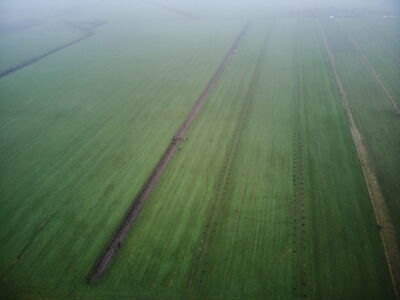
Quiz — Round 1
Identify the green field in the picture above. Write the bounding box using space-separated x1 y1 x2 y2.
0 0 399 298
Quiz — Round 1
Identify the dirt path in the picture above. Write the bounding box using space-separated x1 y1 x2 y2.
363 23 400 65
87 21 251 284
292 42 307 298
337 20 400 116
317 20 400 299
146 1 198 20
185 24 272 288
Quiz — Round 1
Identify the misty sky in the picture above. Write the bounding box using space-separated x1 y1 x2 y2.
1 0 399 24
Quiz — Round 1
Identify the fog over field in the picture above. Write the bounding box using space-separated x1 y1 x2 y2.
0 0 399 299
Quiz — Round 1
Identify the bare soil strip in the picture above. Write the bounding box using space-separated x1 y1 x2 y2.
87 22 251 284
292 45 306 298
147 1 199 20
337 20 400 116
363 24 400 65
0 22 107 80
317 20 400 299
185 25 272 288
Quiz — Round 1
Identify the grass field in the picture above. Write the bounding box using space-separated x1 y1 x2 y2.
0 0 399 298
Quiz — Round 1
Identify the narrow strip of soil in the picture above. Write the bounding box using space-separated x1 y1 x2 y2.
185 24 272 288
317 19 400 299
87 21 251 284
146 1 199 20
337 20 400 116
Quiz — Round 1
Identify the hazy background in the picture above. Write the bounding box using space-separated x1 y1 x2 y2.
1 0 399 23
0 0 398 69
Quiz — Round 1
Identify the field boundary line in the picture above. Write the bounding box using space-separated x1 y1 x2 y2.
0 34 92 79
145 1 199 20
336 20 400 116
317 20 400 299
362 23 400 65
86 21 251 284
0 21 107 80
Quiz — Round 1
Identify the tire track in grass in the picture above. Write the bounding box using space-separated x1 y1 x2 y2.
87 21 251 284
0 216 54 277
186 24 272 289
317 19 400 299
336 20 400 116
291 40 307 299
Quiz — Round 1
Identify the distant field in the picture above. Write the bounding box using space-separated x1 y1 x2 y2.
0 0 399 298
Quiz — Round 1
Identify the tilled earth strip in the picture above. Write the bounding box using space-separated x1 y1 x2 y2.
87 21 251 284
